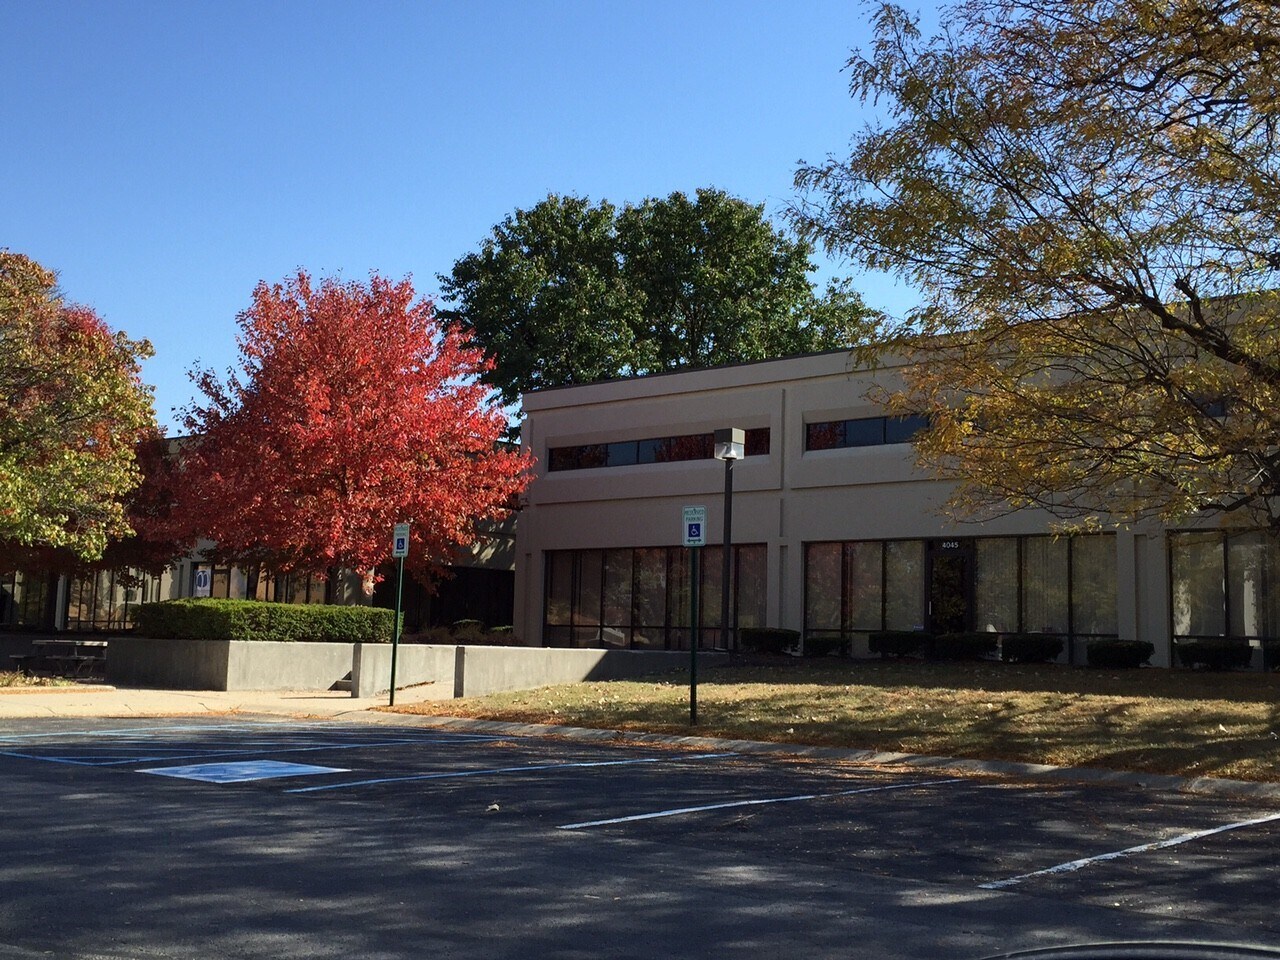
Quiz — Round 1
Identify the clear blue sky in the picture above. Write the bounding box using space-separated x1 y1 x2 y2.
4 1 921 432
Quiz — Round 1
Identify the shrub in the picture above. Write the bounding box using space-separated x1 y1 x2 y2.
868 631 928 658
449 619 488 644
802 635 848 658
1000 634 1065 664
1175 638 1253 671
739 627 800 655
132 598 398 644
930 632 998 661
1086 638 1154 668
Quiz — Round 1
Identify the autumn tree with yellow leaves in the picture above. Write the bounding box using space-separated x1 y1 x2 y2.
794 0 1280 528
0 252 157 561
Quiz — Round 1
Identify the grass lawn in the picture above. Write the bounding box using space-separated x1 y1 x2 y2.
386 658 1280 782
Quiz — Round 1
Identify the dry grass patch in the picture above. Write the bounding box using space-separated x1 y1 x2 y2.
387 659 1280 782
0 670 76 689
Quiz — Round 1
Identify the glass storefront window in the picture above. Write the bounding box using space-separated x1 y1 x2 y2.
1023 536 1069 635
543 545 767 650
805 543 842 632
803 534 1117 642
884 540 925 631
602 550 633 627
1171 532 1226 637
1072 535 1117 636
846 541 883 630
974 539 1018 633
545 553 573 627
735 545 767 630
1228 533 1265 637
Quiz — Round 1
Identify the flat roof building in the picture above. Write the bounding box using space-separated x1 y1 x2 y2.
514 349 1267 668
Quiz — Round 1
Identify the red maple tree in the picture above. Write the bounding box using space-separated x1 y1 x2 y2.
171 270 530 587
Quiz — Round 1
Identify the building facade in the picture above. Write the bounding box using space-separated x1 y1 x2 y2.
513 350 1268 668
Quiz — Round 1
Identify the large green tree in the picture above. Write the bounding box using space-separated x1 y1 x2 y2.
440 189 874 408
793 0 1280 529
0 252 157 560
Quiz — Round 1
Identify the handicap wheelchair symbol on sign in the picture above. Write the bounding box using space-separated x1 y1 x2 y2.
681 505 707 547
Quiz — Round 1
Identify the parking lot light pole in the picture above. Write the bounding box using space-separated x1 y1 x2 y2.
713 428 745 651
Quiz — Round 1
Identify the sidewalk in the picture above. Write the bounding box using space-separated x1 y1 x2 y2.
0 683 435 720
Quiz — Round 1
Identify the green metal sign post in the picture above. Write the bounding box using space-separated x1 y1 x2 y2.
389 522 409 707
682 506 706 726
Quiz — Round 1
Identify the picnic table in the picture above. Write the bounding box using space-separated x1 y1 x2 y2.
10 638 107 679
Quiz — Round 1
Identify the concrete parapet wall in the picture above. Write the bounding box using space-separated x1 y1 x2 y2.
107 636 718 697
454 646 715 698
108 637 354 691
352 643 456 699
108 637 234 689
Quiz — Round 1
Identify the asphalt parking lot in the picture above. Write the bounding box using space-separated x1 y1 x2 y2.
4 716 1280 960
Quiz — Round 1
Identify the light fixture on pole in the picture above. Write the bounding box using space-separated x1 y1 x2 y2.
713 428 745 651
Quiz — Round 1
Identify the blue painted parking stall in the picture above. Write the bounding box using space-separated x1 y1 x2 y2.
0 722 515 775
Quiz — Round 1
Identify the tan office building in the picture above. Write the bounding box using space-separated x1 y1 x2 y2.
514 349 1277 669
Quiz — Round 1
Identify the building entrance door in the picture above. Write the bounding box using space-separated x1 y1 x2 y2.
928 539 973 634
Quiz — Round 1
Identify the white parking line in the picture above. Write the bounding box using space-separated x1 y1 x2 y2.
556 777 963 830
979 810 1280 889
284 752 738 793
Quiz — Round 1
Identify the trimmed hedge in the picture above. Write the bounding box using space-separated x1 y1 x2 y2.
930 632 998 661
1000 634 1065 664
1175 639 1253 671
132 598 398 644
739 627 800 655
1086 638 1154 668
868 630 928 658
802 635 848 658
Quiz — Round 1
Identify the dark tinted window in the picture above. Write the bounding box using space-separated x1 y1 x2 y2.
805 415 928 451
884 414 930 444
549 429 770 472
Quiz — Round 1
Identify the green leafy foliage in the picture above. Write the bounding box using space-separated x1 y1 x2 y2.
868 630 929 657
793 1 1280 529
1086 639 1155 669
1175 639 1253 671
801 635 848 658
440 190 876 409
930 632 998 661
739 627 800 655
132 598 397 643
0 252 156 560
1000 634 1066 664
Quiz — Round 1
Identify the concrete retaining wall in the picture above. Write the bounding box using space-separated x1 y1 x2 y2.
107 637 354 691
108 636 718 697
352 643 456 699
454 646 706 698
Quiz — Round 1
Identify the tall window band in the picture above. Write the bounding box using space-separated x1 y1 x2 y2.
543 545 766 649
549 428 769 472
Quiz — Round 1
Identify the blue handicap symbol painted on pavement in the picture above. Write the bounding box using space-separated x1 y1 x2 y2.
138 760 349 783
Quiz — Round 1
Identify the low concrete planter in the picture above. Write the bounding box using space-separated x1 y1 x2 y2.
109 636 724 698
352 643 719 698
107 637 355 691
